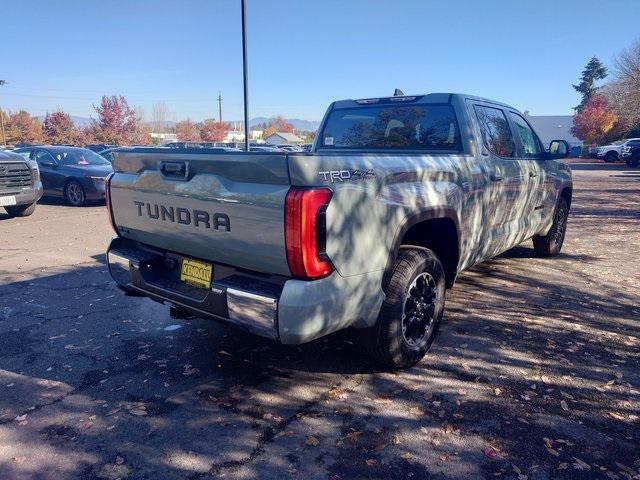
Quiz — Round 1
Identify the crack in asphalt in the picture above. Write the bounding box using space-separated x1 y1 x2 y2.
188 372 369 479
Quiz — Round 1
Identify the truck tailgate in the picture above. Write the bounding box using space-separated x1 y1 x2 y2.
109 149 291 276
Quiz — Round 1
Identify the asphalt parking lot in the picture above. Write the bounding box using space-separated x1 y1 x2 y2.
0 163 639 480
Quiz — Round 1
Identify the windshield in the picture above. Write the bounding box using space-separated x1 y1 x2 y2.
319 104 461 151
54 149 111 166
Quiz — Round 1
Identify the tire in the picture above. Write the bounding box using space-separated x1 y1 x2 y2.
357 248 446 369
603 151 618 163
4 202 36 217
64 180 86 206
533 197 569 257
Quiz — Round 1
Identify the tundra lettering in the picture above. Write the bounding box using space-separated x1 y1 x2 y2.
133 201 230 232
108 93 572 369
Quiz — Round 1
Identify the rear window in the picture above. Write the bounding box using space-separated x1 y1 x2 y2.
319 104 461 151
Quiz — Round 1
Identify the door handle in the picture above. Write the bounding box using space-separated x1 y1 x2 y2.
490 174 503 182
529 171 538 178
159 161 189 180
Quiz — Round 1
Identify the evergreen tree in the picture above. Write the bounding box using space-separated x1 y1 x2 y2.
573 56 607 111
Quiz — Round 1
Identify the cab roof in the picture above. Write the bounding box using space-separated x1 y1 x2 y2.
331 93 515 110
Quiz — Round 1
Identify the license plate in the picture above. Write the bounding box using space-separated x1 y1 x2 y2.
0 196 17 207
180 258 213 289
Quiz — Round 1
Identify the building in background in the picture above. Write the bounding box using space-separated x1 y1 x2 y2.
150 132 178 144
264 132 304 145
528 115 580 147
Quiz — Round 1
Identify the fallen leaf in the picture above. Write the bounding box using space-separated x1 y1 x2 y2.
494 388 502 396
560 400 569 412
484 447 499 459
306 436 320 446
608 411 625 421
345 431 362 442
391 434 401 445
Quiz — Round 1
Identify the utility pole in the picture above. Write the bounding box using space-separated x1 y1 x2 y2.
0 80 6 147
241 0 250 151
218 92 223 124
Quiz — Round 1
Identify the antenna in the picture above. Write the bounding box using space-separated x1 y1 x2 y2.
393 88 404 96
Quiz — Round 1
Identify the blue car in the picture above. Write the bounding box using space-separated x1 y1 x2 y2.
13 146 113 206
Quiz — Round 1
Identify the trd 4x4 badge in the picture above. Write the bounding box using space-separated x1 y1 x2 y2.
318 169 375 183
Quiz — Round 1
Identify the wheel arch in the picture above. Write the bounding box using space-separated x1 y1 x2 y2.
385 208 460 289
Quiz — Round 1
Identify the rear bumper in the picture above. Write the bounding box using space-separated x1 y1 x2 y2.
106 237 385 344
107 237 279 339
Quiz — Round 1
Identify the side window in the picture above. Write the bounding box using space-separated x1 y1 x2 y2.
509 112 542 157
34 150 55 166
16 150 32 160
474 105 515 158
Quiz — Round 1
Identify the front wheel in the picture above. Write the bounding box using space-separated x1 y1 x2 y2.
4 202 37 217
533 197 569 257
64 180 86 206
357 248 446 369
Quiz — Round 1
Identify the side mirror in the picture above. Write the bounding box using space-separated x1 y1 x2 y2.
548 140 569 159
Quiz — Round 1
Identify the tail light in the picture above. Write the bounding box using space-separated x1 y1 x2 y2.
105 173 119 235
285 187 333 280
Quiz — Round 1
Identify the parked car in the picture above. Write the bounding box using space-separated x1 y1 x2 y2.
85 143 117 153
277 144 303 152
621 140 640 167
596 138 640 162
105 92 571 369
0 149 42 217
13 146 112 206
98 147 124 163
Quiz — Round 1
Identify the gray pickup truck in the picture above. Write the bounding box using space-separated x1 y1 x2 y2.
106 93 572 368
1 150 43 217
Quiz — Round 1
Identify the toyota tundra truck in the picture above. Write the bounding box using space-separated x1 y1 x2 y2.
1 149 43 217
105 93 572 368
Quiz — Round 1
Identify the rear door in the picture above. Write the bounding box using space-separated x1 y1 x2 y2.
34 149 61 194
470 102 525 258
507 111 547 239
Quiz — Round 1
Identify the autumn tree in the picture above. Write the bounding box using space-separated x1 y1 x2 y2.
43 111 81 144
571 95 626 144
91 95 138 145
200 120 231 142
175 119 201 141
5 111 44 144
573 57 608 111
608 39 640 134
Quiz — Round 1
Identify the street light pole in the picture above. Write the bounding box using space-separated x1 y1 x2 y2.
0 80 6 147
241 0 250 151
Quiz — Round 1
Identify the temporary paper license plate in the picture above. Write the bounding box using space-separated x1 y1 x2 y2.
0 196 17 206
180 258 213 289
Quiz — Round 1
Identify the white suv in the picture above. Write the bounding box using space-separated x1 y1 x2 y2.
596 138 640 162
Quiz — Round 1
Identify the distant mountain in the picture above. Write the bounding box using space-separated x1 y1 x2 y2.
37 115 93 128
35 115 320 132
248 117 320 132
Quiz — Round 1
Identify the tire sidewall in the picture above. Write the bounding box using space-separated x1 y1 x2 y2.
549 197 569 255
379 249 446 368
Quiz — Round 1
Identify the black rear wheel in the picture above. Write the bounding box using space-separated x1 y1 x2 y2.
357 248 446 369
533 197 569 257
64 180 86 206
603 151 618 163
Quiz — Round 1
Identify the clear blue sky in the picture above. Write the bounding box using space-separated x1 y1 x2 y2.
1 0 639 122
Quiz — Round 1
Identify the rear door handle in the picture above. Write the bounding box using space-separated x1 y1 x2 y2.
490 174 503 182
